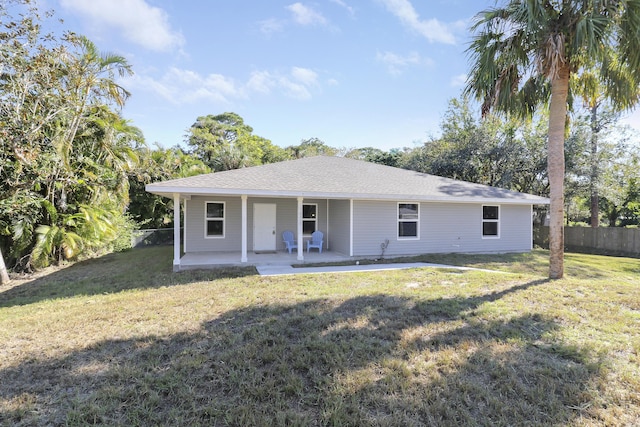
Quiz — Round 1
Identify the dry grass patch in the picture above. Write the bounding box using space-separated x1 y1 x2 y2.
1 247 639 426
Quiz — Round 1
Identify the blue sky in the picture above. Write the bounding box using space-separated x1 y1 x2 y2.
41 0 640 151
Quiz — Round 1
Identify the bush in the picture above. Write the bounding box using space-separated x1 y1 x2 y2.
109 213 138 253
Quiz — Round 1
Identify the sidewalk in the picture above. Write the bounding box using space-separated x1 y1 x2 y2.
256 262 491 276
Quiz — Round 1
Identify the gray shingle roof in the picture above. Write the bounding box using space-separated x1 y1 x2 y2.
146 156 549 204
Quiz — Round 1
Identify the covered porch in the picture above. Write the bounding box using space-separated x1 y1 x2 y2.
170 193 353 271
179 249 352 270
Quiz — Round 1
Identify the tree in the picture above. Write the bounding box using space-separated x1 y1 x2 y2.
285 138 337 158
345 146 405 167
128 145 210 228
0 2 141 270
402 97 550 196
465 0 640 279
572 64 639 227
186 112 287 171
598 130 640 226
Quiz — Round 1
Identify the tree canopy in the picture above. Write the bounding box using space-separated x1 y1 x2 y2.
186 112 288 171
0 2 141 272
465 0 640 279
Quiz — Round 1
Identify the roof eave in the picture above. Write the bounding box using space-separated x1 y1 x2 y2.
145 185 550 205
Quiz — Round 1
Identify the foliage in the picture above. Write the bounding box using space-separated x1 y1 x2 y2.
600 137 640 226
572 64 639 226
128 145 211 229
285 137 337 158
0 2 141 270
402 97 550 195
464 0 640 279
344 146 403 167
186 112 288 171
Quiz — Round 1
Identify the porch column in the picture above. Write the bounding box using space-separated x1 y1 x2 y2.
297 196 304 261
241 195 248 263
349 198 354 257
173 193 181 272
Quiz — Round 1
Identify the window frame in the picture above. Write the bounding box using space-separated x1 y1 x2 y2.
397 202 420 240
482 205 500 239
302 203 317 236
204 201 225 239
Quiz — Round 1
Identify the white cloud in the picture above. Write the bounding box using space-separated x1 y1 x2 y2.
450 74 467 87
259 18 285 35
378 0 456 44
376 51 433 75
330 0 355 16
286 2 328 26
291 67 319 86
125 67 239 105
60 0 184 52
279 78 312 100
127 66 323 104
246 70 277 94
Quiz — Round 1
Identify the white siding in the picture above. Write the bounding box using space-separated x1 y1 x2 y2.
352 200 532 256
248 197 308 251
328 199 350 255
274 198 326 251
185 196 533 256
185 196 242 252
184 196 330 253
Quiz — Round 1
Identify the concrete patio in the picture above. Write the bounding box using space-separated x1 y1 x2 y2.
179 249 353 270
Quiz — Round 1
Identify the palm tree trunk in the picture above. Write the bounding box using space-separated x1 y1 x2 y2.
548 65 570 279
0 247 10 285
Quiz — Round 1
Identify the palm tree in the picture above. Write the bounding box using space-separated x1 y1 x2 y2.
573 61 639 228
465 0 640 279
53 35 132 166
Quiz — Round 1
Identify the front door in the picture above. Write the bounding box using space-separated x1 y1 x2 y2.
253 203 277 252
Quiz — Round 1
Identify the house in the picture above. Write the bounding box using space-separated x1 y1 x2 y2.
145 156 550 271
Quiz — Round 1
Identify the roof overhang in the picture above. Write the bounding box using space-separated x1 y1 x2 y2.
146 185 551 205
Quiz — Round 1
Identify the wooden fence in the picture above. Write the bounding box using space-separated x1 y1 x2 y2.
534 226 640 257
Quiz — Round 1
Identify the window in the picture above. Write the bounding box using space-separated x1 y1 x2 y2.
398 203 419 239
482 205 499 237
205 202 225 238
303 203 317 235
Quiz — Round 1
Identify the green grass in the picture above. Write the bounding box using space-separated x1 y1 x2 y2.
1 247 639 426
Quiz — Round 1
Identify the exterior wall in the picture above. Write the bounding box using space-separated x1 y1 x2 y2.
273 198 328 251
249 197 328 251
352 200 532 256
185 196 242 252
328 199 351 255
185 196 533 255
184 196 329 253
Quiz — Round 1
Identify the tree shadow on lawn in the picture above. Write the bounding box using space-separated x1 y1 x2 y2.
1 279 608 426
0 246 257 308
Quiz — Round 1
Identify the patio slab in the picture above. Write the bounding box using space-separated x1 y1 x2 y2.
178 250 352 270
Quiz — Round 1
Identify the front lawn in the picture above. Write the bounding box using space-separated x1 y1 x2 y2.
1 247 638 426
